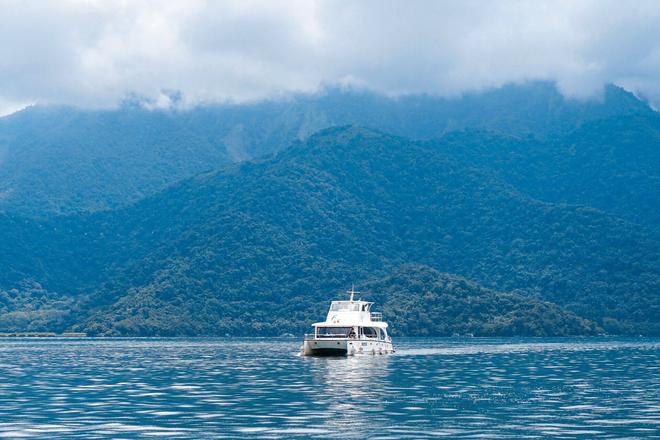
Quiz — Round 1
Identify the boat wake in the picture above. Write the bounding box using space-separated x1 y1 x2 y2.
393 340 660 357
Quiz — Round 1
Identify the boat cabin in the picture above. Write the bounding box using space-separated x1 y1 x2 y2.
309 288 390 342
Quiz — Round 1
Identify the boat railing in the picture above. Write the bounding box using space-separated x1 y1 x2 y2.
304 333 316 340
371 312 383 321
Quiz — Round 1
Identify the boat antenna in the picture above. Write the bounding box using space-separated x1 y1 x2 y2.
347 284 359 302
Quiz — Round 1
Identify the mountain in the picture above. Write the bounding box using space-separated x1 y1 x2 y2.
1 126 656 336
0 82 652 216
0 79 658 336
439 113 660 229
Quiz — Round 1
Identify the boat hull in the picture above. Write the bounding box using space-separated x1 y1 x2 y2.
302 338 395 357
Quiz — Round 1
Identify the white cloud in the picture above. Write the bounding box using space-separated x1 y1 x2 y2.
1 0 660 111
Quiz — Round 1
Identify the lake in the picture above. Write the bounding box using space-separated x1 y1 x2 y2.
0 337 657 438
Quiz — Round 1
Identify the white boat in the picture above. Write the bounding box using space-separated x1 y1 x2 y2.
301 287 395 356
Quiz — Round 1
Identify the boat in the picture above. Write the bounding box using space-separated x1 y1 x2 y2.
301 286 395 356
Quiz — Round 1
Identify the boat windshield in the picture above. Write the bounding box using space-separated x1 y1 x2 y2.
330 301 360 312
317 327 353 338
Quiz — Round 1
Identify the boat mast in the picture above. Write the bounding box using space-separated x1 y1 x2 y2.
347 285 359 302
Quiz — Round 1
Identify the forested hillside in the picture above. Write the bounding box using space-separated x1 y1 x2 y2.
362 265 600 337
84 127 659 335
440 113 660 228
1 125 656 336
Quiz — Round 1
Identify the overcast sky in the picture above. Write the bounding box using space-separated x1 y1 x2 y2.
1 0 660 115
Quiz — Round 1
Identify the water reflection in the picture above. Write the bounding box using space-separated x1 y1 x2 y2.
305 354 394 436
307 352 392 390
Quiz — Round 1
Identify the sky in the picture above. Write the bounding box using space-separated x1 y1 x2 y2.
1 0 660 115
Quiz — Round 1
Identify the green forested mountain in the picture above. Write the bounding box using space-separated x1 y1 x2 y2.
362 265 600 337
0 82 652 216
440 113 660 228
1 125 656 336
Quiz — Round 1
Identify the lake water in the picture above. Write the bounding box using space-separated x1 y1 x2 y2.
0 337 657 438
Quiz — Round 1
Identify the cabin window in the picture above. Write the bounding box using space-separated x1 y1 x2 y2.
362 327 378 338
330 302 349 311
330 302 360 312
317 327 352 337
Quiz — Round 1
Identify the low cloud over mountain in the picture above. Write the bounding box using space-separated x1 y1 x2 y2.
2 1 660 114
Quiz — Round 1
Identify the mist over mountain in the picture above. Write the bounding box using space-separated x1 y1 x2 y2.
0 82 652 216
4 1 660 111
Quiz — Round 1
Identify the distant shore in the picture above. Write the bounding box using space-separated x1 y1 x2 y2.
0 332 87 338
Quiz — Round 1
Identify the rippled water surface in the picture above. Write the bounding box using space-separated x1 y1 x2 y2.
0 337 658 438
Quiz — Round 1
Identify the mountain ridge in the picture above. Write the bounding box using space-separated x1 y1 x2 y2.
0 81 654 216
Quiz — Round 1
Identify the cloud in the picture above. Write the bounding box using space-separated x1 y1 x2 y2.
1 0 660 112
